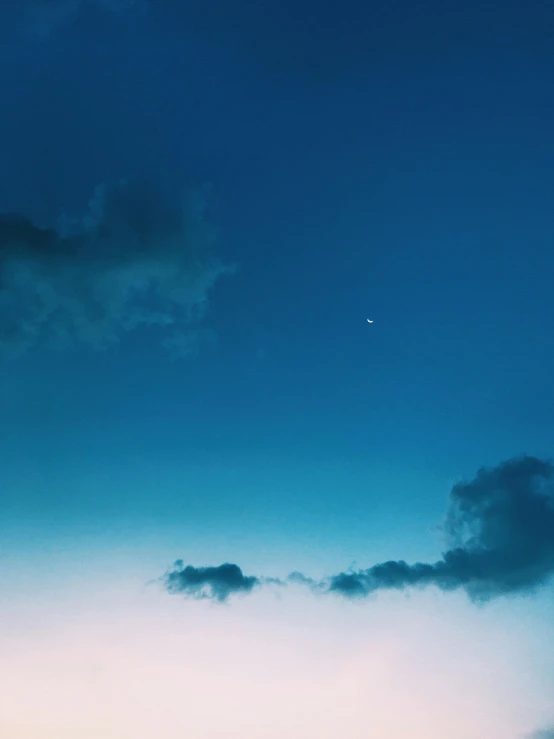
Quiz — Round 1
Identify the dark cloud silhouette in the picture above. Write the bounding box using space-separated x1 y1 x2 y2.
0 181 233 356
163 456 554 604
528 731 554 739
163 562 262 603
327 456 554 601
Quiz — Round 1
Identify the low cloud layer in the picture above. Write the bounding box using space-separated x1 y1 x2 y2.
163 455 554 603
0 181 233 356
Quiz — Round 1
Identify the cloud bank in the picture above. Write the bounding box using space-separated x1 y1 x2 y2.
0 181 233 357
328 455 554 602
163 455 554 603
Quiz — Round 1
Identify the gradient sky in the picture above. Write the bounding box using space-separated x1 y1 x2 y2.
1 1 554 737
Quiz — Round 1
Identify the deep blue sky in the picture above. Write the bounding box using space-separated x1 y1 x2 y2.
2 0 554 529
1 3 554 736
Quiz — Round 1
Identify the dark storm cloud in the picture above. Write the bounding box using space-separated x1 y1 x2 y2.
164 456 554 604
163 562 265 603
0 181 233 356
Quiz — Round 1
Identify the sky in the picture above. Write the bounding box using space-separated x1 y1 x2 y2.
1 0 554 736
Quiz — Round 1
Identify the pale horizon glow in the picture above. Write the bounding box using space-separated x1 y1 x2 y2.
1 581 551 739
1 544 553 738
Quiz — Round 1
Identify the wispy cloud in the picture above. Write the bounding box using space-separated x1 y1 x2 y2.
163 455 554 603
0 180 234 357
25 0 147 36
